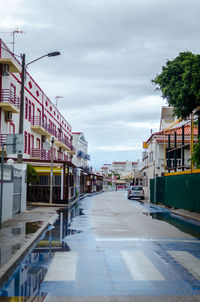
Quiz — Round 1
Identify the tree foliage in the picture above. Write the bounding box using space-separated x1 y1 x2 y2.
152 51 200 119
192 138 200 168
27 164 39 184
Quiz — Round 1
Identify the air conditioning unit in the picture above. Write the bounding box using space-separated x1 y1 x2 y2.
5 111 12 122
2 64 10 76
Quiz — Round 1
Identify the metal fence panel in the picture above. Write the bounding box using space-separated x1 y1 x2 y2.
165 173 200 212
13 176 22 214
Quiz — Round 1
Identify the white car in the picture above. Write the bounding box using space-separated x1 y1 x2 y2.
127 186 144 200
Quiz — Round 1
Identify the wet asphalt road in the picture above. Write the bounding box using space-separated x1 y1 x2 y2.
42 191 200 302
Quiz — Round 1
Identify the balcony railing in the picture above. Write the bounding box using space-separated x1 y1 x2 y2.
48 126 57 137
30 148 57 161
31 116 49 131
64 154 70 162
0 134 7 147
0 89 20 112
0 89 20 108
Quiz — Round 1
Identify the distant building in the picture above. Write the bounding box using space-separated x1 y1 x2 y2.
72 132 90 168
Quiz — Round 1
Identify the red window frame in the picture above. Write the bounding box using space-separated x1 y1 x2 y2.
36 138 40 149
28 133 30 154
31 135 34 150
25 98 28 119
31 103 35 124
28 100 31 122
24 132 27 153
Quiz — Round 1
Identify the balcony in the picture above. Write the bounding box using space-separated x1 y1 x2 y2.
68 144 76 155
30 148 56 161
31 116 51 138
30 148 50 160
84 154 90 160
77 150 85 158
0 89 20 113
48 125 57 137
64 154 70 162
54 134 75 153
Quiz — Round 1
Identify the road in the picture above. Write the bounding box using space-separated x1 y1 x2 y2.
41 191 200 302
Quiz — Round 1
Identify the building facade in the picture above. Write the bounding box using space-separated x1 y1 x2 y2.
0 39 76 207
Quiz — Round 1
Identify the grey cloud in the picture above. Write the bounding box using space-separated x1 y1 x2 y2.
2 0 200 168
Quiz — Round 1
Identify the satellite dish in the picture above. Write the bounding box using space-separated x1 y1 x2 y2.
43 142 51 151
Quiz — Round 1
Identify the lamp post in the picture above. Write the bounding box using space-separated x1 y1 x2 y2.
50 137 55 204
17 51 60 163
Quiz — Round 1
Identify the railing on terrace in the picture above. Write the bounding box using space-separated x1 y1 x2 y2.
30 148 56 161
0 89 20 110
64 154 70 161
57 153 63 161
31 116 49 132
0 134 7 147
57 134 75 151
48 126 57 137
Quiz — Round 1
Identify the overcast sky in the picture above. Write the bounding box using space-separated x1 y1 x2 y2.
1 0 200 169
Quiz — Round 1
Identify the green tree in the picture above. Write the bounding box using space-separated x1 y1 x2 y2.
27 164 39 184
152 51 200 119
192 138 200 168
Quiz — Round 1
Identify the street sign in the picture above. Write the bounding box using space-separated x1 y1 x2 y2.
6 134 23 154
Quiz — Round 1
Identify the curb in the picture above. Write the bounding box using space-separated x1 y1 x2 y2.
0 213 58 287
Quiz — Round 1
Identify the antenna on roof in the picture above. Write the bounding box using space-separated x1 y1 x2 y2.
52 96 63 108
1 29 25 53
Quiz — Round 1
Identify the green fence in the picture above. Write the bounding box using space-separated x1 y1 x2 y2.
150 177 165 204
150 173 200 212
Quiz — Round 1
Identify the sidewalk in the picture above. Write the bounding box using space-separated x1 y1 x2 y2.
0 206 61 286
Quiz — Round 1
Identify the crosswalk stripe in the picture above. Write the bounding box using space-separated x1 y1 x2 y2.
96 237 200 243
44 252 78 281
168 251 200 280
121 250 165 281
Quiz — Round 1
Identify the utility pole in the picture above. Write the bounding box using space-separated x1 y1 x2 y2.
17 53 25 163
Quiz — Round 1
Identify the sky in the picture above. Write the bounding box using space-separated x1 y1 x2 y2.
1 0 200 169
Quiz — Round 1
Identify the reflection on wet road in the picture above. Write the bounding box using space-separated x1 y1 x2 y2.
1 191 200 301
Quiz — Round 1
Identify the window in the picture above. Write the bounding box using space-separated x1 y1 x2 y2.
28 100 31 122
25 98 28 119
10 83 16 101
31 103 35 124
31 135 34 150
36 138 40 149
24 132 27 153
28 133 30 154
37 109 41 124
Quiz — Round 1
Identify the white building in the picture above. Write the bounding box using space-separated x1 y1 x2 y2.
141 107 193 199
0 39 75 162
112 161 139 179
0 39 76 218
72 132 90 168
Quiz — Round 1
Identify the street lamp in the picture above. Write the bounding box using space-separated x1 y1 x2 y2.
17 51 60 163
50 137 55 204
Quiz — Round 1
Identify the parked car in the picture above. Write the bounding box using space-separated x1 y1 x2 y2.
127 186 144 200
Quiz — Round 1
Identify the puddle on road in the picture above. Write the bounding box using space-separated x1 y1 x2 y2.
25 221 43 235
0 199 86 298
151 212 200 239
142 211 200 239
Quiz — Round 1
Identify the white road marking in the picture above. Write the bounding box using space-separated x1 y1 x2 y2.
44 252 78 281
121 250 165 281
168 251 200 280
96 237 200 243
